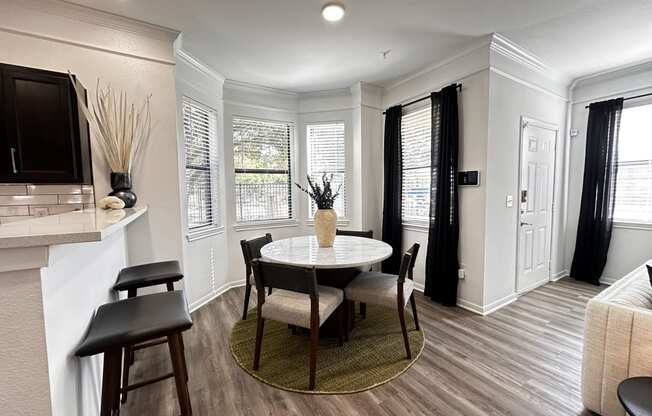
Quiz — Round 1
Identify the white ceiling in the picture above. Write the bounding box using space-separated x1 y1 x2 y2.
70 0 652 92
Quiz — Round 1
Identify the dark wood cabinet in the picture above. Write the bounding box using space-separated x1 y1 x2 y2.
0 63 92 184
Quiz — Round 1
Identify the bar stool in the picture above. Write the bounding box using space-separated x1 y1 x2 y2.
76 291 193 416
113 260 184 403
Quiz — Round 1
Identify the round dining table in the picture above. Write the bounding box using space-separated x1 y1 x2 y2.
260 235 392 337
260 235 392 269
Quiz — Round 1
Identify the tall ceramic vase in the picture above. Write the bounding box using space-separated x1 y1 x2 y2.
109 172 137 208
314 208 337 247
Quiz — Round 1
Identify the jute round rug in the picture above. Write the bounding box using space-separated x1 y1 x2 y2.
230 304 424 394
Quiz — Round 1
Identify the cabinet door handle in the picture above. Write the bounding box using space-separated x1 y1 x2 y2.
10 147 18 174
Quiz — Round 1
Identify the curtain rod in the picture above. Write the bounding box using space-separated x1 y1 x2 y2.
382 83 462 115
584 92 652 109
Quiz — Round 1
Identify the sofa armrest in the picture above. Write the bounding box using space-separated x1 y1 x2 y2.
582 299 652 416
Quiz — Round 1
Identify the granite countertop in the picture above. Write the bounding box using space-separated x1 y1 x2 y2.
0 206 147 249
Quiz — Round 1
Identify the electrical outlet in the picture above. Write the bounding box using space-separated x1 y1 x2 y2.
458 269 465 279
506 194 513 208
33 207 49 217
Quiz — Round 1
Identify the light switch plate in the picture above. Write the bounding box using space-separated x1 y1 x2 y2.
506 195 513 208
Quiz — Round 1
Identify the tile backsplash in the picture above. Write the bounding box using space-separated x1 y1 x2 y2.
0 184 95 224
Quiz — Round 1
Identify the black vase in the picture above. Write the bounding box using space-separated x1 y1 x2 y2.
109 172 137 208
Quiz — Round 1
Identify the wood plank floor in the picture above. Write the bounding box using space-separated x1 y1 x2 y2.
122 278 603 416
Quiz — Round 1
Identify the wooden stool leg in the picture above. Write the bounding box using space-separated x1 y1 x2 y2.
166 282 174 291
397 305 412 360
410 293 420 331
360 302 366 319
120 346 131 404
100 348 122 416
242 282 252 321
180 334 189 382
168 334 192 416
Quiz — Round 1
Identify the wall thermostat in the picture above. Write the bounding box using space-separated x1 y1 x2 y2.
458 171 480 186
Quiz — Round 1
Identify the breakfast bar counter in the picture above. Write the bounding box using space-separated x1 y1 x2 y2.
0 207 147 416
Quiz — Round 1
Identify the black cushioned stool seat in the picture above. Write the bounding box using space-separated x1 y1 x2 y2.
76 291 193 416
76 291 192 356
113 260 183 293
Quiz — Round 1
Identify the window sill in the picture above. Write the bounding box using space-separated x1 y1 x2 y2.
613 220 652 231
304 218 351 227
402 221 429 233
186 225 224 242
232 219 299 232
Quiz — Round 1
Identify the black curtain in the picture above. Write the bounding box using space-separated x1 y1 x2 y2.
571 98 623 285
382 106 403 273
424 84 460 306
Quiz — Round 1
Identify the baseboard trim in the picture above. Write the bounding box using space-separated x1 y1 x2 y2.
189 279 246 312
599 276 619 286
413 282 516 316
551 269 569 281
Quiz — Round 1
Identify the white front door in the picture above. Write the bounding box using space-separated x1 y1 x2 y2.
516 118 558 293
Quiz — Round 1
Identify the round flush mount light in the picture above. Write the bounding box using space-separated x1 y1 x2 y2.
321 2 346 22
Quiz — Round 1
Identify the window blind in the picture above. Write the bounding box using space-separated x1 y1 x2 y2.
307 122 346 217
614 103 652 223
182 99 219 233
401 106 431 221
233 117 293 222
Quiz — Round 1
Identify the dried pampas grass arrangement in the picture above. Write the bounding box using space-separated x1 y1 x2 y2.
69 73 151 173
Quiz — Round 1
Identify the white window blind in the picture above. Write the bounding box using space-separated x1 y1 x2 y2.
401 106 431 222
182 99 219 237
233 117 293 222
307 122 346 217
614 103 652 223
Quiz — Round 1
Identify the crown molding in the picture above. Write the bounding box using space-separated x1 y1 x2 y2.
176 48 225 83
298 88 351 99
19 0 179 42
224 79 298 98
489 32 569 85
383 36 492 91
571 57 652 89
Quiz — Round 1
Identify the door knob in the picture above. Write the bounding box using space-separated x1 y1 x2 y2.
520 221 531 227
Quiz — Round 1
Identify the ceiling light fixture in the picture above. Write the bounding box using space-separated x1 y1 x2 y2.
321 2 346 22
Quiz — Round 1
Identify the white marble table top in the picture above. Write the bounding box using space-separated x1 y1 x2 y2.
260 235 392 269
0 207 147 249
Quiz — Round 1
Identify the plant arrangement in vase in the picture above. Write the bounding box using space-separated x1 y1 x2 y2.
70 75 151 208
295 173 342 247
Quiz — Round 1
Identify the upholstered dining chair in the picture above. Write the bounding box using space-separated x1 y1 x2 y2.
344 243 420 359
335 229 373 319
240 233 273 320
251 259 345 390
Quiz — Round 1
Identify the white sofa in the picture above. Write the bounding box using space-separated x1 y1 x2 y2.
582 261 652 415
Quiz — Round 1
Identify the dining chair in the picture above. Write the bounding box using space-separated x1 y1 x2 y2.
344 243 420 359
251 259 345 390
240 233 273 321
335 229 373 319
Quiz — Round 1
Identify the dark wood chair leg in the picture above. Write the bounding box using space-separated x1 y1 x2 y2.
242 282 252 321
166 282 174 291
100 348 122 416
360 302 366 319
267 287 272 295
410 293 420 331
120 346 130 404
168 334 192 416
397 304 412 359
344 302 350 342
253 316 265 371
337 303 344 347
309 322 319 390
348 300 355 329
180 334 189 382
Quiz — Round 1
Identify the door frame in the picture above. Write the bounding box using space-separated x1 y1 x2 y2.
514 116 560 294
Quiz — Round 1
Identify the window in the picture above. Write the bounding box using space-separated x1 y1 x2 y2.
306 122 346 217
182 98 220 239
233 117 293 222
401 106 431 222
614 102 652 223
